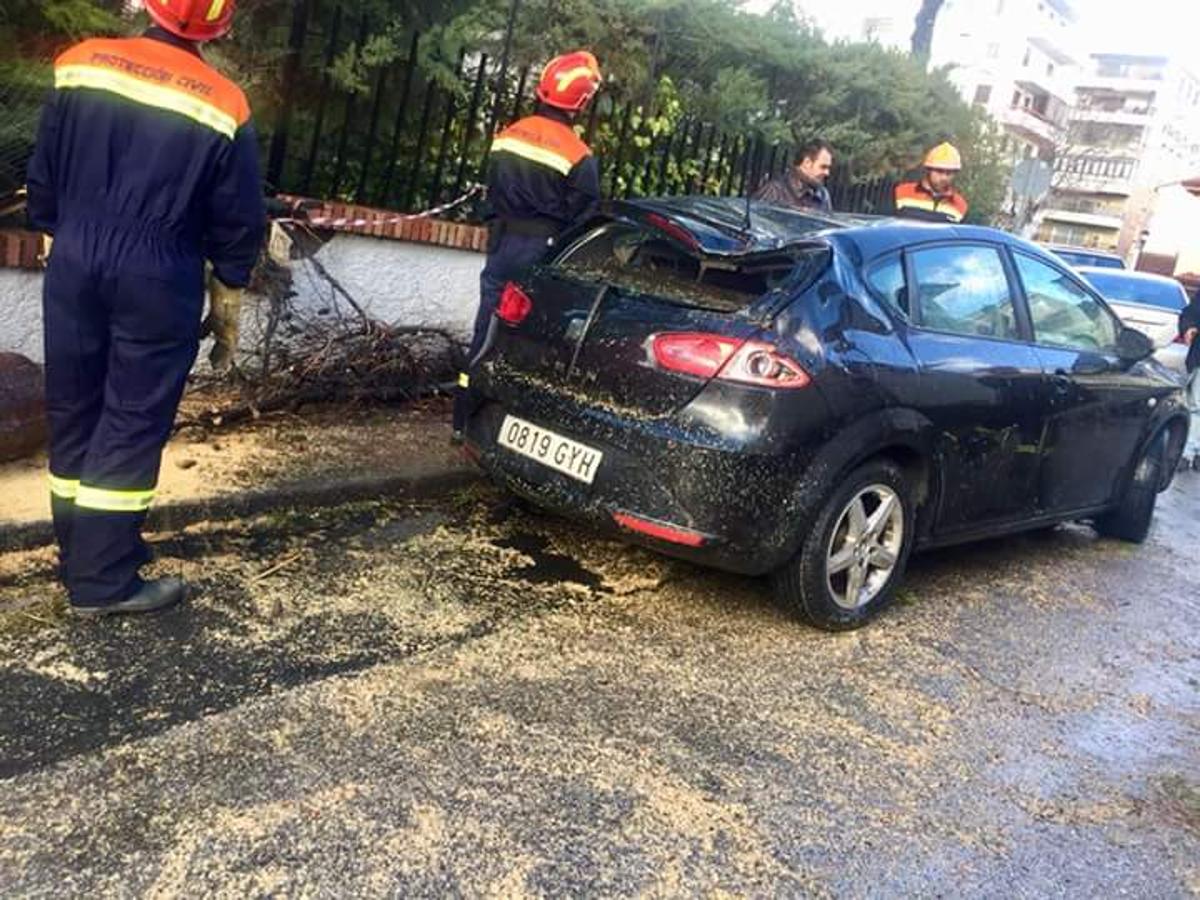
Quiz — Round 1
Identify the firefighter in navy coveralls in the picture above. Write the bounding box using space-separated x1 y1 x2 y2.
452 51 603 441
25 0 265 615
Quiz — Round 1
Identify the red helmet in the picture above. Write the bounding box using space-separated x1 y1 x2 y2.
536 51 602 113
144 0 236 43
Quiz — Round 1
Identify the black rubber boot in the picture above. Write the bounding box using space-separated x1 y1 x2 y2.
71 577 186 617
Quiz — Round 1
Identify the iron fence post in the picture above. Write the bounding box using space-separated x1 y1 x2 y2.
403 80 438 210
301 2 344 195
266 0 311 191
377 31 420 206
329 14 369 198
355 58 390 202
429 49 467 206
722 136 741 196
679 120 703 195
484 0 522 141
453 54 490 201
608 103 634 198
508 65 531 123
656 122 676 195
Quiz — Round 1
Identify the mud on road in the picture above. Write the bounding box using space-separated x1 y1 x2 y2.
0 476 1197 896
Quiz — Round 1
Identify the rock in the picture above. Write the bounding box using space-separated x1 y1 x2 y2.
0 354 46 463
254 595 284 621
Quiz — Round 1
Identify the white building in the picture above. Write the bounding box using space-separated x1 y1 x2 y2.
796 0 1083 164
1036 54 1200 257
928 0 1081 165
787 0 921 50
1137 179 1200 281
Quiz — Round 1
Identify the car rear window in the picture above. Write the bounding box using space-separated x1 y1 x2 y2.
1079 271 1188 311
552 221 827 313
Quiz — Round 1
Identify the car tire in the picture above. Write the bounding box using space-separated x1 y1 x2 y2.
773 459 916 631
1094 435 1165 544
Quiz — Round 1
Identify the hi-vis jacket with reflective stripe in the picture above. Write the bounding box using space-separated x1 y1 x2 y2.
26 28 264 288
486 108 600 233
893 180 969 224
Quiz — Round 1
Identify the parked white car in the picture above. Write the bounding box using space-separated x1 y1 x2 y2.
1047 245 1126 270
1077 267 1190 374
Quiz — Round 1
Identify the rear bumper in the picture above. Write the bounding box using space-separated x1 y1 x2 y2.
464 397 819 576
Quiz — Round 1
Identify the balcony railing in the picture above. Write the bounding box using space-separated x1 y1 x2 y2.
1045 196 1124 216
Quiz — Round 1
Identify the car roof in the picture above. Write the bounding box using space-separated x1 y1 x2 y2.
617 195 1046 261
1075 266 1186 288
1045 244 1124 261
614 196 857 255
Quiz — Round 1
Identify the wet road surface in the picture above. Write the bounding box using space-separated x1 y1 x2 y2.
0 476 1197 896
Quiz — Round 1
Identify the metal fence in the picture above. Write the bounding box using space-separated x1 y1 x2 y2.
0 71 47 207
0 0 896 219
264 0 895 217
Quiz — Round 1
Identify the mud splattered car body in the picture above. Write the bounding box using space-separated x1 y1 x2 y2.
464 197 1188 628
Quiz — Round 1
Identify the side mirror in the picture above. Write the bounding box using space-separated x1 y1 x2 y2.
1116 326 1155 365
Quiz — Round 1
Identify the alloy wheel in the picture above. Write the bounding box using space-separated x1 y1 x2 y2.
825 483 905 610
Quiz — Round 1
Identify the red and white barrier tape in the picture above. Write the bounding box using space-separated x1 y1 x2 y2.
277 184 483 229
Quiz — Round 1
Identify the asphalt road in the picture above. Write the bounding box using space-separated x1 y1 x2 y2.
0 475 1197 897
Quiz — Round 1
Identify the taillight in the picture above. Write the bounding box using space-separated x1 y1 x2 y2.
651 333 741 379
651 332 811 389
1174 332 1188 345
496 282 533 325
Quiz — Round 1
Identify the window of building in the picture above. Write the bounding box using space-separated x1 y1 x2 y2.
973 84 993 105
1023 48 1032 67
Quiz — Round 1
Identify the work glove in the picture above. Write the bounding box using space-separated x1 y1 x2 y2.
203 275 243 373
39 234 53 267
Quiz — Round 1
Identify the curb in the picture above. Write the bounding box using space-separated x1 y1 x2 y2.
0 466 482 554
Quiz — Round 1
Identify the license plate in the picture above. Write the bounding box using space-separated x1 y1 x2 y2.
497 415 603 484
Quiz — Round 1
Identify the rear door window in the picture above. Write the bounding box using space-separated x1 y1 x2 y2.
552 221 822 313
866 255 909 317
910 245 1020 340
1014 253 1120 351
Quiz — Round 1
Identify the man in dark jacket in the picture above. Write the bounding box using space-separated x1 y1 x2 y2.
452 50 602 442
1180 288 1200 469
753 139 834 213
26 0 265 615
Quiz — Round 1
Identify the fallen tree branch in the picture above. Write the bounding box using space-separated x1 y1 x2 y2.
180 228 468 429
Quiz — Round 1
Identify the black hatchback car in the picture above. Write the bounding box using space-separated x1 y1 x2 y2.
463 197 1189 629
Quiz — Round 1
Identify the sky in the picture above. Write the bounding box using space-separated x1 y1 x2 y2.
744 0 1194 61
1071 0 1192 57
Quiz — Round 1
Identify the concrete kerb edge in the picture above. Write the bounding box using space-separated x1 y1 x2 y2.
0 467 482 554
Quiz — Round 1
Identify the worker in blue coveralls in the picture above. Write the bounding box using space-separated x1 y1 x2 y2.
25 0 265 616
452 50 603 443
